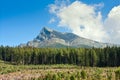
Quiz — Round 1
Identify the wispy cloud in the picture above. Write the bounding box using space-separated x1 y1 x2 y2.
93 2 104 9
49 18 55 24
49 1 120 44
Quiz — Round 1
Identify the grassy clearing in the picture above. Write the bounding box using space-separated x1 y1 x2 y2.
0 60 79 74
0 60 120 80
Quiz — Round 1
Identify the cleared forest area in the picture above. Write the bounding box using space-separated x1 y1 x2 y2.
0 61 120 80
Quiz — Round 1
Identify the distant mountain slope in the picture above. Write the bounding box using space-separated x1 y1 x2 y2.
19 27 115 48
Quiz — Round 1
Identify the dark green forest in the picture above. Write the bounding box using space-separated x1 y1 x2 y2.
0 46 120 67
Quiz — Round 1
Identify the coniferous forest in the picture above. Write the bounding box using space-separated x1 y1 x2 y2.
0 46 120 67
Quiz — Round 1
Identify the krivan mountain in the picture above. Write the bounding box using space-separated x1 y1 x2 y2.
19 27 114 48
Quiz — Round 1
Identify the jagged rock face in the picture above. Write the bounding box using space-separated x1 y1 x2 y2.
19 27 114 48
35 27 54 41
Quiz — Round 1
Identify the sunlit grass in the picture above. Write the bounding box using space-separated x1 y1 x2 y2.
0 60 120 80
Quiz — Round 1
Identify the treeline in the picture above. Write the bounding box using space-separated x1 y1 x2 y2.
0 46 120 67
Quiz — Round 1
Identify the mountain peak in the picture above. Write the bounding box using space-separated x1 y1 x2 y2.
35 27 54 41
41 27 53 33
20 27 114 48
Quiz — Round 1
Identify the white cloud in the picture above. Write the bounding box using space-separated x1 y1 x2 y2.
104 5 120 44
49 4 58 14
49 0 70 14
49 18 55 23
93 2 104 9
49 1 120 44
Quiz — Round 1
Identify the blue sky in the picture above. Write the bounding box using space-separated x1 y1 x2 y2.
0 0 120 46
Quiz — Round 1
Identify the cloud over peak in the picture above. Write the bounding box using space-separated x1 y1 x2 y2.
49 1 120 44
104 5 120 44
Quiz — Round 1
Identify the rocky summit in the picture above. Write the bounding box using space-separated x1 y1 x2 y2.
19 27 114 48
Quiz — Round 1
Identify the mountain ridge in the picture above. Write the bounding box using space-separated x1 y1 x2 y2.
19 27 115 48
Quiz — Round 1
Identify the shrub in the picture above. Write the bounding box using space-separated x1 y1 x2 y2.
70 75 76 80
44 73 52 80
52 74 59 80
115 69 120 80
107 72 112 80
81 70 86 79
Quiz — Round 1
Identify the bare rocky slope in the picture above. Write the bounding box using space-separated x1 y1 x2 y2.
20 27 115 48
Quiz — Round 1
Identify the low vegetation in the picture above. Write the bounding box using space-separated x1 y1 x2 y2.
0 61 120 80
